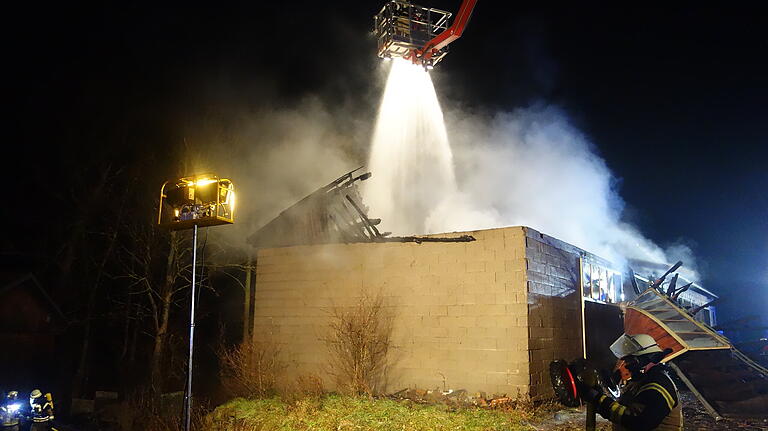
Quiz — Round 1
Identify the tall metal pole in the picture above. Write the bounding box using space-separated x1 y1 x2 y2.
184 224 198 431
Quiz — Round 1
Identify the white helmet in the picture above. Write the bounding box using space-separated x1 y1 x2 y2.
610 333 663 358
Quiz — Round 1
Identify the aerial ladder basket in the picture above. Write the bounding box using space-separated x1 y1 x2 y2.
374 0 478 68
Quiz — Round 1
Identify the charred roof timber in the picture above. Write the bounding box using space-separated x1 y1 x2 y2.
627 260 719 325
248 168 474 249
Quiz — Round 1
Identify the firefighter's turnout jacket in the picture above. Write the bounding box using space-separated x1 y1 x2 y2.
1 395 21 429
30 394 53 423
594 364 682 431
1 406 20 429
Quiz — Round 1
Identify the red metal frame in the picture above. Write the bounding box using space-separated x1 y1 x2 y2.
564 366 579 399
408 0 478 65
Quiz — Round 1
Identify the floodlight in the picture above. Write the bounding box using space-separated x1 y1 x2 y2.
158 174 235 230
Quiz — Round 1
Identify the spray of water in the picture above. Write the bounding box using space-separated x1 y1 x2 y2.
365 60 496 235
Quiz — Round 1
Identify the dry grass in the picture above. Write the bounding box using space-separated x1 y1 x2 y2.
323 292 393 396
217 337 285 398
124 389 209 431
294 373 325 398
279 373 326 406
204 395 536 431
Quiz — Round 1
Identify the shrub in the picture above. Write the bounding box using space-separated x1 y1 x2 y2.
217 337 285 398
324 292 393 396
123 388 208 431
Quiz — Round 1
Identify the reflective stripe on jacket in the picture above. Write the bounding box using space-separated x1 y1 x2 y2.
596 364 683 431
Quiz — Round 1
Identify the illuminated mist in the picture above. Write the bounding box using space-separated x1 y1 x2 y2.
364 60 456 235
364 60 697 275
188 59 697 276
365 60 496 235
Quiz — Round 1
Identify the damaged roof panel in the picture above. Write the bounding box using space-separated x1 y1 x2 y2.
625 288 768 418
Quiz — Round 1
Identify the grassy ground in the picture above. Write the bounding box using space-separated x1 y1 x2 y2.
204 395 539 431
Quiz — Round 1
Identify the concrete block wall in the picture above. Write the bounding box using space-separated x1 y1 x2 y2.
523 228 585 399
252 226 532 396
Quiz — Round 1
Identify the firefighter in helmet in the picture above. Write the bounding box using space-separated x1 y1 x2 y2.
1 391 22 431
578 333 682 431
28 390 54 431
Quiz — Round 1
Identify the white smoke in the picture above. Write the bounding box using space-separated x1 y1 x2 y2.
443 106 698 275
364 61 698 275
182 97 363 250
184 61 698 277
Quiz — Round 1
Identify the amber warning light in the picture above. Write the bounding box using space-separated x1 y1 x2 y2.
158 175 235 230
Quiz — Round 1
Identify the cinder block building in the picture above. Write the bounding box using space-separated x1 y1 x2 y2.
249 226 627 399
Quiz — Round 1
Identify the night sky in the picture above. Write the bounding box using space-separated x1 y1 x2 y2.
7 3 767 326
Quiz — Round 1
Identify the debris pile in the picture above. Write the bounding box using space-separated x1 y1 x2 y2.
387 387 521 409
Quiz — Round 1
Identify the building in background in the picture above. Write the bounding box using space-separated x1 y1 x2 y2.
0 271 66 389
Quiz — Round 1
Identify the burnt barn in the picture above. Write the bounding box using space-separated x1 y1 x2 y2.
243 224 718 400
236 171 768 418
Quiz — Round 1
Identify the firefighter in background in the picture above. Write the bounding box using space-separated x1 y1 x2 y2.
578 333 682 431
1 391 22 431
28 390 54 431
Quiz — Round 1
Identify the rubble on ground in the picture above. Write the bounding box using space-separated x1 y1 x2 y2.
387 387 519 408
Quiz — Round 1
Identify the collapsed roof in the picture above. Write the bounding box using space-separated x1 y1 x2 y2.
248 168 474 249
248 168 383 248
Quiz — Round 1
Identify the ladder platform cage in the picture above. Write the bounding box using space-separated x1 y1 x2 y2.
374 1 452 66
158 175 235 230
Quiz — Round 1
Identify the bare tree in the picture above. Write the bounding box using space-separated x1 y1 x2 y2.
120 217 199 394
71 164 128 397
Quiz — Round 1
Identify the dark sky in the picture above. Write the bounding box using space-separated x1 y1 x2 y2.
7 2 767 326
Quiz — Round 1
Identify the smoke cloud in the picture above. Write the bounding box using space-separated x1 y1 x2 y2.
440 105 698 276
184 62 697 277
182 97 365 252
362 62 698 275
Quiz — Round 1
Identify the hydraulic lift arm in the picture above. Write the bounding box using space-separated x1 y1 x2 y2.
410 0 477 65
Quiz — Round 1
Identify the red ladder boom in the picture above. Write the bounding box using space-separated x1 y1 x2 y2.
411 0 478 65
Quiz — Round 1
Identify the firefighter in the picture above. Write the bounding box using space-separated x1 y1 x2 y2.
578 333 682 431
1 391 22 431
28 390 54 431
